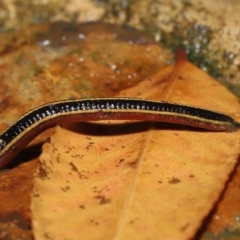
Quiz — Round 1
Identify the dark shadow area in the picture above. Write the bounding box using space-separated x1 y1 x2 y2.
4 143 43 169
1 121 218 171
64 120 212 137
0 211 30 230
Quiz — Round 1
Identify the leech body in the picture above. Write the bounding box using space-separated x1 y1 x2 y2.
0 98 239 169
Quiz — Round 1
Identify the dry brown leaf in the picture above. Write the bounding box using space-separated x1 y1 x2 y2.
31 56 240 240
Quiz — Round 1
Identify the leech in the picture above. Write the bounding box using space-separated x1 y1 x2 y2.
0 98 239 168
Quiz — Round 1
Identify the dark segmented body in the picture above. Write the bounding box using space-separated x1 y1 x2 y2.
0 98 239 168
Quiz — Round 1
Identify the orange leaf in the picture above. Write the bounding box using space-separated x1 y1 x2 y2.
31 56 240 240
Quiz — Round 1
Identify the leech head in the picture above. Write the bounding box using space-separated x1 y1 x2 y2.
228 120 240 132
